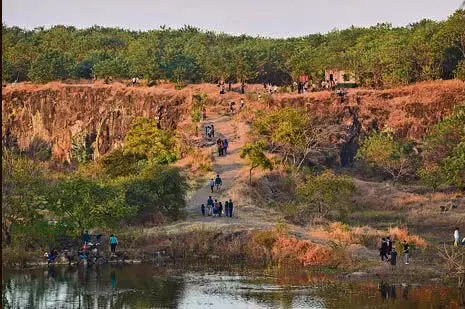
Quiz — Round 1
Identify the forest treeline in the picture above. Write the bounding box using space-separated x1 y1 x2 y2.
2 10 464 87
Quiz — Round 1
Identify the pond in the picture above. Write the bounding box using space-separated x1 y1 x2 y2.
2 264 463 308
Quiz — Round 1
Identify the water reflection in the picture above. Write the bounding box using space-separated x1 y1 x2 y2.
2 265 461 309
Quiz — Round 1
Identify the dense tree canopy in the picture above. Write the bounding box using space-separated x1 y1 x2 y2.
2 10 464 86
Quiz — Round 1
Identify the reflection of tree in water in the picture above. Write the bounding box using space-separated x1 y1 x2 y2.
2 265 185 309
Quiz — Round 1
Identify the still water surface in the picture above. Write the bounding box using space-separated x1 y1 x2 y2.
2 264 462 308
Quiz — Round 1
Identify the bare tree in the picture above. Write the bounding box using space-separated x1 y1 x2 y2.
437 244 465 287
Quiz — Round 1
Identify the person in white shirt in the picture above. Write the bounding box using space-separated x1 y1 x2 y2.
454 227 460 247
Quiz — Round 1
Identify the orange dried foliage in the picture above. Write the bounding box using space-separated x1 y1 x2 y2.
271 234 332 267
388 226 427 249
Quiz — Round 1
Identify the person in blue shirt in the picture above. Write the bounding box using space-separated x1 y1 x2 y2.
82 230 90 244
110 234 118 253
223 139 229 155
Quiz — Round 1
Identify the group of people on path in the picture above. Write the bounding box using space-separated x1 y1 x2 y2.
210 175 223 192
379 237 410 269
201 196 234 217
264 83 278 94
205 124 215 139
295 81 309 94
218 81 246 94
217 138 229 156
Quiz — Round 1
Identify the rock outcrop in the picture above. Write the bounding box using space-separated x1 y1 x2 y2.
2 82 191 162
2 80 464 164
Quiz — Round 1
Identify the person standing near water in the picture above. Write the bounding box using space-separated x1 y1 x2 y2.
82 230 90 245
110 234 118 253
380 238 388 261
390 247 397 270
403 240 410 265
454 227 460 247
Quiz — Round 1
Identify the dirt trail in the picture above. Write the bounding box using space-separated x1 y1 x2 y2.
159 112 290 234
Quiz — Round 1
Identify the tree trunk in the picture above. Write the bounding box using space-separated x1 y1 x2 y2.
2 223 11 246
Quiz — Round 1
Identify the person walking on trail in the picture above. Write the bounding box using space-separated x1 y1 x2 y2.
403 240 410 265
225 201 230 217
228 199 234 217
380 238 388 261
206 126 210 138
201 204 206 216
217 139 223 156
207 196 214 216
211 124 215 137
209 179 215 193
386 237 392 255
223 139 229 155
454 227 460 247
390 247 397 270
241 81 246 94
110 234 118 253
213 200 219 216
218 202 223 217
215 175 222 191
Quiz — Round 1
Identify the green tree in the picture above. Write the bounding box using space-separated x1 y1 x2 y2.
420 104 465 189
253 107 329 170
49 177 133 232
92 56 129 78
357 131 417 181
2 150 48 245
28 50 74 82
124 117 181 164
240 142 273 184
296 170 356 215
122 164 188 221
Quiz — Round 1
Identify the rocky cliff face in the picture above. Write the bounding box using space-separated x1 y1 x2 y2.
2 82 191 162
2 80 464 165
275 80 464 166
